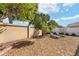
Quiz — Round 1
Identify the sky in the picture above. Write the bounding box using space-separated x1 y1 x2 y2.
2 3 79 27
38 3 79 26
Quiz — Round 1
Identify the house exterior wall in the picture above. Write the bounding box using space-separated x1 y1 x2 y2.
52 27 79 36
64 27 79 35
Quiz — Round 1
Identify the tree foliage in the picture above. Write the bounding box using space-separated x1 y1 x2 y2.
34 13 50 29
33 13 58 34
33 13 50 34
0 3 38 23
48 20 58 31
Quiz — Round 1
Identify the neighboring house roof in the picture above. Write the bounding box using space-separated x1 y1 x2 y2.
68 22 79 27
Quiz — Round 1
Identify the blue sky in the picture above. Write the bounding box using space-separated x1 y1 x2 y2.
38 3 79 26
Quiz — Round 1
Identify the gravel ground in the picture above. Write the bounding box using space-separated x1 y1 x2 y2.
3 35 79 56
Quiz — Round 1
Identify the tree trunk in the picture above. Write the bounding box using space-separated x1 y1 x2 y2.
27 25 29 38
33 28 39 38
27 22 31 38
42 30 46 36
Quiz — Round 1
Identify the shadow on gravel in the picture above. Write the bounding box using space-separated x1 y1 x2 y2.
12 41 34 49
74 45 79 56
70 35 79 37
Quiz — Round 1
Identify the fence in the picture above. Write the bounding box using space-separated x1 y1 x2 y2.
0 23 42 44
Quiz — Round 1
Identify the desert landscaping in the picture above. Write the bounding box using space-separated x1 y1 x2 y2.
0 24 79 56
3 35 79 56
0 3 79 56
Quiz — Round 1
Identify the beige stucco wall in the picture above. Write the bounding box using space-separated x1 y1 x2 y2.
0 23 42 44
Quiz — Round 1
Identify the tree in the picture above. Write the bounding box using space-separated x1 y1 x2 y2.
0 3 38 38
33 13 50 35
41 14 50 34
48 20 58 31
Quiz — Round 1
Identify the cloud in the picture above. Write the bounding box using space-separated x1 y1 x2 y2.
63 3 75 7
53 14 79 26
38 3 75 14
38 3 60 14
51 14 79 26
52 14 79 23
60 14 79 21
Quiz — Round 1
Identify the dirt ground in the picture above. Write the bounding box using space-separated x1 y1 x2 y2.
3 35 79 56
